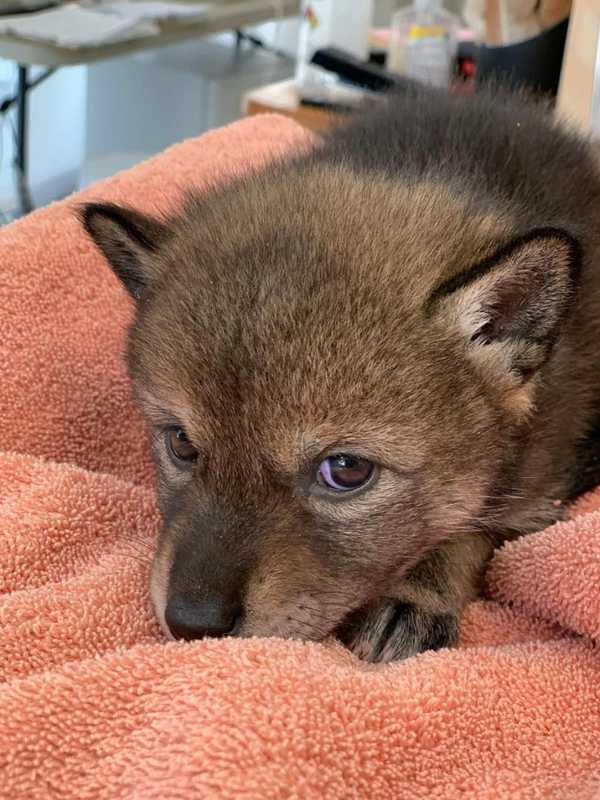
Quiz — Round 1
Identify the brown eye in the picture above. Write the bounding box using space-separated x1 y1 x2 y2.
166 427 198 465
317 454 375 492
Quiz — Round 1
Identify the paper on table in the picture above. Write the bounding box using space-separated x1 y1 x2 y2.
89 0 209 23
0 4 156 45
0 1 209 48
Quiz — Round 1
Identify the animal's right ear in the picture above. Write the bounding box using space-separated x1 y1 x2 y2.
79 202 170 300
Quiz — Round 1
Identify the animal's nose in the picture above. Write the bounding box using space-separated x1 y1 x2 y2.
165 594 242 641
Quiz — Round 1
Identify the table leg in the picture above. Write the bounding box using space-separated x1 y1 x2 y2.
15 64 33 215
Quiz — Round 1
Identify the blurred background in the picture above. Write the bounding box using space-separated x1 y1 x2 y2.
0 0 580 220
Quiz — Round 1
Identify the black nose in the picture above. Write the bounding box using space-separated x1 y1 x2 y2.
164 595 242 641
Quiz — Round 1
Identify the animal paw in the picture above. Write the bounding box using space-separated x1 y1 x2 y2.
336 599 459 663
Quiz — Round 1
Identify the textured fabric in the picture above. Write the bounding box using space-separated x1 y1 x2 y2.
0 114 599 800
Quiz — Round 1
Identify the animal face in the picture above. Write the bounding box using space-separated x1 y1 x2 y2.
81 162 579 647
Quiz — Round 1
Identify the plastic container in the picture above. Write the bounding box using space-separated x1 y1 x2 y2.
388 0 460 88
295 0 374 90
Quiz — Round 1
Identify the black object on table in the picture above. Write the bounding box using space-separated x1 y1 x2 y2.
310 46 411 93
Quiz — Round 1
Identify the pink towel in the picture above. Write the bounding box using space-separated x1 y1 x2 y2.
0 114 599 800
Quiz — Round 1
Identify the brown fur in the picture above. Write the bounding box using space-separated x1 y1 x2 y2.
79 85 600 661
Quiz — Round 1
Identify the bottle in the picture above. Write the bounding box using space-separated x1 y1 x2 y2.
388 0 460 89
295 1 374 90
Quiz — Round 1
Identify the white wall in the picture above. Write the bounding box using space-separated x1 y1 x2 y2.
81 33 293 187
0 61 86 218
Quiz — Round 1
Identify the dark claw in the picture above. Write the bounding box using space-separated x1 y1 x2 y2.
336 600 459 663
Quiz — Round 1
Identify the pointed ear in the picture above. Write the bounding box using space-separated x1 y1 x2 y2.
79 202 169 300
428 228 582 411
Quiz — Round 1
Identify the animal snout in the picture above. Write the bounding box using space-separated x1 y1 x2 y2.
164 594 242 641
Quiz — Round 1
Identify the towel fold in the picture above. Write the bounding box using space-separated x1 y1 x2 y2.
0 113 598 800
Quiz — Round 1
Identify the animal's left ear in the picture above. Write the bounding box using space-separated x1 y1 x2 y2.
429 228 582 411
79 202 170 301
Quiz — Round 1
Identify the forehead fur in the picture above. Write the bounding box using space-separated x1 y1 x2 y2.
129 163 508 447
164 162 510 298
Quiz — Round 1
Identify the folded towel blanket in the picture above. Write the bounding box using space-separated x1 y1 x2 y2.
0 114 599 800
